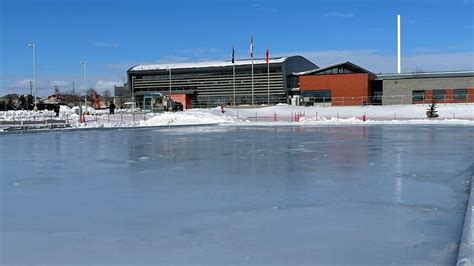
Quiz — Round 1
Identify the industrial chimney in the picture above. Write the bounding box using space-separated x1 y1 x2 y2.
397 14 401 74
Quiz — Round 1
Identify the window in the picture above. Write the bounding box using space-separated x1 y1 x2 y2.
301 90 331 102
433 89 446 101
412 90 425 101
454 89 467 100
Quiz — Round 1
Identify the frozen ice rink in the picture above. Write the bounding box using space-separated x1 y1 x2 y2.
1 125 473 265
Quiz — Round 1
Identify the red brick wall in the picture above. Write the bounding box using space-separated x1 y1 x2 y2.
467 88 474 103
425 90 433 102
171 94 192 109
299 73 370 106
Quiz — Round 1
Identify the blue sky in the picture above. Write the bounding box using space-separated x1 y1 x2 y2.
0 0 473 96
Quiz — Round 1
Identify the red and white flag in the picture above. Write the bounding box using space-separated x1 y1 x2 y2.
250 36 254 59
266 48 269 64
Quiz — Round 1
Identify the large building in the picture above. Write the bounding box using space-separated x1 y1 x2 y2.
127 56 474 108
378 71 474 105
127 56 317 108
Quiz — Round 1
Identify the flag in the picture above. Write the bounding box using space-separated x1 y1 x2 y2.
250 36 254 59
232 47 235 64
266 48 269 64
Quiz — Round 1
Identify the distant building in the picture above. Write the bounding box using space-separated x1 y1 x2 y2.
377 71 474 104
126 56 474 108
127 56 317 108
114 83 131 107
294 61 380 106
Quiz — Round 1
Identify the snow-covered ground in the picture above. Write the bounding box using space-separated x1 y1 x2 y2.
0 103 473 129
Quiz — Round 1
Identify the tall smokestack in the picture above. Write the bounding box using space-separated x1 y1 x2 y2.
397 14 401 74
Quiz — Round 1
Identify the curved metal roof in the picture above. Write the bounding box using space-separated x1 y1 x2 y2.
129 57 289 72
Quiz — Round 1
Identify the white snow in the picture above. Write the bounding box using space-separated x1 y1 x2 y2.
1 103 473 130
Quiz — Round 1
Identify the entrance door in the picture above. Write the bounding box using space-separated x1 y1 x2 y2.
144 96 153 111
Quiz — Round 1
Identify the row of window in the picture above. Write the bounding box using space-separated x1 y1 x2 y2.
412 89 468 101
301 90 332 102
138 69 281 80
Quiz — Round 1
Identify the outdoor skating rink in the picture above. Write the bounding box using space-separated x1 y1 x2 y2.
1 125 473 265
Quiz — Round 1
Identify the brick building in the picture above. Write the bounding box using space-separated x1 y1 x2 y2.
295 61 379 106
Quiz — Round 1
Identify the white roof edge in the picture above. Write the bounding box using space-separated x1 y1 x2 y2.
130 57 289 72
379 70 474 76
378 70 474 79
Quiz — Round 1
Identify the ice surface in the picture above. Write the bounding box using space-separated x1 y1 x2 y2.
1 125 473 265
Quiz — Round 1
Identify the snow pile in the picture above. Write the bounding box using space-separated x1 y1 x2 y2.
1 103 473 129
226 103 474 120
139 111 234 127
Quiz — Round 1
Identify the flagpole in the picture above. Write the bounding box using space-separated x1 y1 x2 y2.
267 60 270 105
251 58 254 106
267 48 270 105
233 63 236 106
251 36 254 106
232 47 236 106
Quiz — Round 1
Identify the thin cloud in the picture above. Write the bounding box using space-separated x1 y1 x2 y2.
95 80 120 92
50 80 69 87
277 49 474 73
90 41 119 48
16 79 32 87
179 47 218 56
322 12 355 18
156 55 193 64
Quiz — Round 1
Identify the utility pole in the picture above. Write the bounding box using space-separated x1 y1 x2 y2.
397 14 401 74
28 43 37 111
80 61 87 110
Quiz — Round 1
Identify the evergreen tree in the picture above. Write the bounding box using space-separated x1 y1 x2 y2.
426 101 439 119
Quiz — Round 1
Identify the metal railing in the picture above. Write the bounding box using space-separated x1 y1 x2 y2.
240 111 474 122
190 94 473 108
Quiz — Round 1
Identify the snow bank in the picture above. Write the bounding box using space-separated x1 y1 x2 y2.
1 104 473 129
225 103 474 120
139 111 235 127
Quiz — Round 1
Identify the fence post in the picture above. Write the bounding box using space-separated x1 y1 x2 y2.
120 111 123 123
394 113 397 120
255 111 257 122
